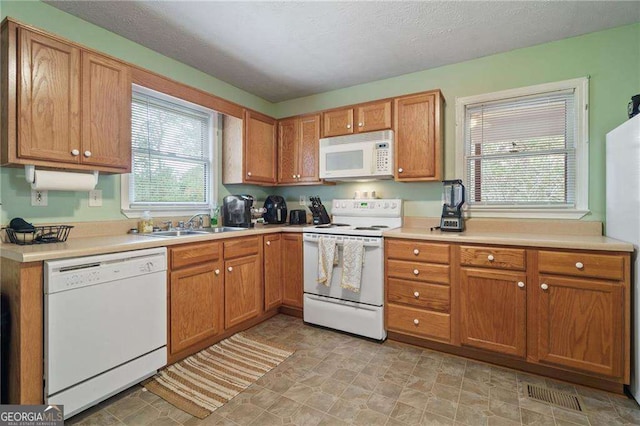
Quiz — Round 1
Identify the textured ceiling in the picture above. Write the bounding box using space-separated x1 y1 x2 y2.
44 1 640 102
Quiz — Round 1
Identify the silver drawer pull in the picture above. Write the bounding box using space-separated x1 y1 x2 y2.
214 269 220 275
227 266 233 272
413 269 419 276
517 281 525 288
576 262 584 270
541 283 549 290
413 319 419 325
414 291 420 298
266 241 271 246
487 254 495 261
413 249 420 255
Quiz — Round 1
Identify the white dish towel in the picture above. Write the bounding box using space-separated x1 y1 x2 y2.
317 237 338 286
341 239 365 293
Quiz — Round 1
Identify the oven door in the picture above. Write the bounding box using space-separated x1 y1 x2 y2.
303 233 384 306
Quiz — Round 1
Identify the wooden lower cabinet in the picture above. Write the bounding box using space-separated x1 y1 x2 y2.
534 274 624 378
224 252 263 329
168 242 223 356
282 234 303 308
264 234 283 310
460 268 526 358
170 262 223 354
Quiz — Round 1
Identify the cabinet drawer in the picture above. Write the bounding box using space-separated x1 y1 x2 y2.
460 246 525 270
387 304 450 342
170 241 221 269
386 239 449 264
224 236 259 259
387 278 449 312
387 259 449 284
538 251 624 281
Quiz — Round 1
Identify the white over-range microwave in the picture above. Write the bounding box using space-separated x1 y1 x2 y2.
319 130 394 181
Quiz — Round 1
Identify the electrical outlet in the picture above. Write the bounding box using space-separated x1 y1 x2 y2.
31 190 48 207
88 189 103 207
299 195 306 206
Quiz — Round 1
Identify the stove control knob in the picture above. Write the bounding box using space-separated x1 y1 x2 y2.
334 201 339 208
384 202 389 208
342 202 347 208
391 202 397 209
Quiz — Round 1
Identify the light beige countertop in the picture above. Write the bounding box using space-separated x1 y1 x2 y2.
384 227 634 252
0 225 306 263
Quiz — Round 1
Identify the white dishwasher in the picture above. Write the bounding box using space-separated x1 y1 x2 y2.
44 247 167 419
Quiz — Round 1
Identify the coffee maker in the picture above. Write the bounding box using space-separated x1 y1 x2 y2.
440 180 465 232
222 194 254 228
263 195 288 224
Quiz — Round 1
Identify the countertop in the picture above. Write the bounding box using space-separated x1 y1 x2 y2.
0 223 633 263
383 227 634 252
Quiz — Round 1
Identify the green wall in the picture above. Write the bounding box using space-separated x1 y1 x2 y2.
1 0 638 224
274 23 640 222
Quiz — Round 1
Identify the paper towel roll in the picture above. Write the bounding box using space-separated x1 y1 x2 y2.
31 169 98 191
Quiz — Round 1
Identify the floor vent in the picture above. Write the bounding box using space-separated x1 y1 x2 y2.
527 384 583 411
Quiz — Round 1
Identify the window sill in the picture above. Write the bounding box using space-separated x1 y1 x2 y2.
122 208 210 219
465 208 590 220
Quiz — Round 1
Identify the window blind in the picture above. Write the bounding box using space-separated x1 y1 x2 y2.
130 92 212 208
464 89 576 207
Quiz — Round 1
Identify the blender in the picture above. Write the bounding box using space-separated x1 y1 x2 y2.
440 179 465 232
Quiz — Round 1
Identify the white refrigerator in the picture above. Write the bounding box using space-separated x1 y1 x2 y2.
606 113 640 401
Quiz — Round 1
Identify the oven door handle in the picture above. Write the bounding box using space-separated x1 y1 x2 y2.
303 234 382 247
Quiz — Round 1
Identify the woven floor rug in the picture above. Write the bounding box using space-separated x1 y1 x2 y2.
143 333 294 419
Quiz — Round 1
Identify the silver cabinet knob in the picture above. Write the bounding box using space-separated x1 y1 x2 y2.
214 269 220 276
575 262 584 270
346 124 351 129
292 174 296 178
84 150 92 158
413 249 420 255
517 281 525 288
541 283 549 290
398 168 404 173
358 122 363 127
227 266 233 272
71 149 80 156
247 172 252 177
414 291 420 298
297 174 301 179
413 269 419 276
266 241 271 246
413 319 419 325
487 254 495 261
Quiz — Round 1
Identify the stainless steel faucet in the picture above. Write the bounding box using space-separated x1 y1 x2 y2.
186 213 208 229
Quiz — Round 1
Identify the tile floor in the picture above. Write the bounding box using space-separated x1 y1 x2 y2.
68 314 640 425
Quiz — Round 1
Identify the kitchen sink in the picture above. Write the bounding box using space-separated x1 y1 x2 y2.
146 227 249 237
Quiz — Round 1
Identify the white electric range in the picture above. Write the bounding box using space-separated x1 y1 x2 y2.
302 199 402 340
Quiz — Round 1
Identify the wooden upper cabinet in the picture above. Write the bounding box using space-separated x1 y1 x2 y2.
81 52 131 171
322 107 353 137
535 275 624 378
277 117 299 184
298 114 321 183
244 110 277 184
277 114 321 185
17 27 81 164
356 101 391 133
394 90 443 181
460 268 527 358
10 25 131 173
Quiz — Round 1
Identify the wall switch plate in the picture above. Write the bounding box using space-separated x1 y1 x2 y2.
299 195 306 206
89 189 103 207
31 190 48 207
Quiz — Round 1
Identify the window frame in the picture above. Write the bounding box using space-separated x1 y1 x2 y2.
454 77 589 220
121 84 217 218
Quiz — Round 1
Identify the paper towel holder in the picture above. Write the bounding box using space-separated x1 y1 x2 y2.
24 165 99 189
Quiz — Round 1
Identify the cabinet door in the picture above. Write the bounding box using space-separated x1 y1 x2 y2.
18 28 80 163
224 254 262 328
357 101 391 133
244 110 277 184
460 268 527 357
298 114 321 183
394 92 442 181
264 234 283 311
277 117 299 184
282 234 303 308
322 108 353 137
536 275 624 377
170 262 223 354
81 52 131 171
